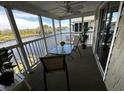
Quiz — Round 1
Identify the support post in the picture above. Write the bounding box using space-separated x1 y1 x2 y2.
5 7 32 73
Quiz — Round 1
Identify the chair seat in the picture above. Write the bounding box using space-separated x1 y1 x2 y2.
43 57 64 72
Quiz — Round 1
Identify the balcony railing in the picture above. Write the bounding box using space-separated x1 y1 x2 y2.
0 31 94 74
4 37 47 74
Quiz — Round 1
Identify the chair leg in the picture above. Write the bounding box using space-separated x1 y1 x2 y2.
43 70 47 90
24 79 32 90
65 65 70 91
77 46 81 56
69 55 73 59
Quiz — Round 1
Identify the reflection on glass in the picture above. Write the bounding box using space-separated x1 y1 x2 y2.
12 9 41 42
110 12 118 32
112 12 118 22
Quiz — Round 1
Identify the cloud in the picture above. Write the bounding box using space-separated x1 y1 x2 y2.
0 9 56 30
0 13 39 30
61 20 69 27
0 14 11 30
12 10 38 22
0 8 69 31
14 16 39 30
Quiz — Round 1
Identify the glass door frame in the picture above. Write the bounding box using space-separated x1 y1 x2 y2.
95 2 120 75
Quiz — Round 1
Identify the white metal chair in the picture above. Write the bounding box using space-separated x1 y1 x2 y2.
72 36 81 56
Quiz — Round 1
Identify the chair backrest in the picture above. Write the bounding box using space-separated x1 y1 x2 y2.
73 36 80 46
40 55 65 72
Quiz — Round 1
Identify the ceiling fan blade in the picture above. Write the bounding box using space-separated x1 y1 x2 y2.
71 5 84 10
60 11 72 18
49 1 83 14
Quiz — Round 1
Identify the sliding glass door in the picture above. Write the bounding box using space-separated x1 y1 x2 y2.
96 2 119 71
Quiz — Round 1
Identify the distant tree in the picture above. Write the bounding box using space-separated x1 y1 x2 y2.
0 31 2 35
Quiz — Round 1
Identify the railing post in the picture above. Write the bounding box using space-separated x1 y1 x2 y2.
52 19 58 46
38 16 48 55
5 7 32 73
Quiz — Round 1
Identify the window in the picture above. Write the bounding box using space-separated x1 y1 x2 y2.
96 2 119 71
54 19 60 34
84 16 95 31
42 16 56 50
0 6 16 48
54 19 61 44
61 19 69 33
61 19 70 43
71 17 82 33
110 12 118 31
42 16 54 37
112 12 118 22
12 10 41 42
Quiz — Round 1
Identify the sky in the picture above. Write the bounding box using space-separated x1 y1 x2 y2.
0 6 11 30
12 10 40 30
0 6 67 31
0 6 40 30
0 5 118 31
0 6 60 31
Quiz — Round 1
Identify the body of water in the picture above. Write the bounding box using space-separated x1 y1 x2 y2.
0 30 71 48
0 33 71 68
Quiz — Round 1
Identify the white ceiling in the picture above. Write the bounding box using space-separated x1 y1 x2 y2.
27 1 101 19
0 1 102 19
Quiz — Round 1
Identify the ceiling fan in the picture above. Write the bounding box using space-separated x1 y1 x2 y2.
56 1 84 17
63 1 83 15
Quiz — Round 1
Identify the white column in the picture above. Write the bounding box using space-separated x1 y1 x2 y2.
5 8 32 73
38 16 48 55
